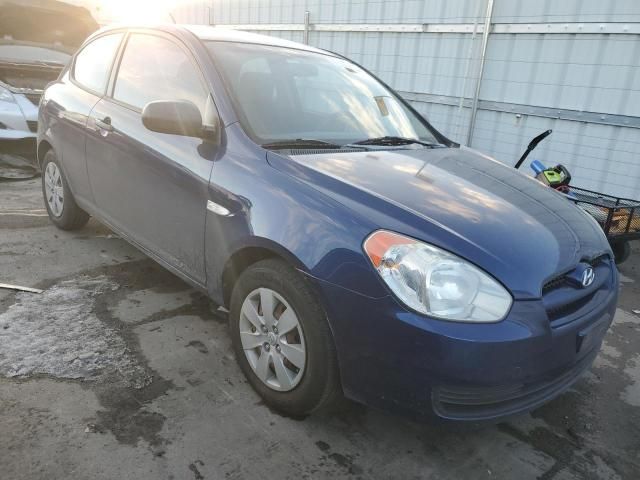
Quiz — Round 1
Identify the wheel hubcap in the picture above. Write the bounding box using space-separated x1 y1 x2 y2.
44 162 64 217
239 288 306 392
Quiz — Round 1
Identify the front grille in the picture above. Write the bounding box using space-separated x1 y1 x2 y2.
24 93 42 107
27 121 38 133
541 255 608 295
542 255 612 326
546 295 594 321
433 349 597 420
542 275 567 295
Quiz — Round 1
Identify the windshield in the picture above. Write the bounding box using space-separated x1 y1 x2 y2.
206 42 441 147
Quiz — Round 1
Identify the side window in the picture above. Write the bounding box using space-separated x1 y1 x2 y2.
73 34 123 93
113 34 208 116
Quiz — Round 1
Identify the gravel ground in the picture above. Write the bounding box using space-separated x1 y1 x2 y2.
1 177 639 480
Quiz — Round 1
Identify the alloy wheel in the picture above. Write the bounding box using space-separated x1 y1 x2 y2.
44 162 64 217
239 287 306 391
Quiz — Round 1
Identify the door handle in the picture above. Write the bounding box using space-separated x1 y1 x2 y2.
95 117 113 133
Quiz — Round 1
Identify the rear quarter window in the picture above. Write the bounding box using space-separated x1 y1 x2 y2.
73 33 123 94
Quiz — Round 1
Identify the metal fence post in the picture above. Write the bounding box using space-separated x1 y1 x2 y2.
303 11 311 44
466 0 495 146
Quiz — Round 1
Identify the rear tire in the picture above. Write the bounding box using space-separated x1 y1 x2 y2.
612 241 631 265
41 150 90 231
229 259 341 417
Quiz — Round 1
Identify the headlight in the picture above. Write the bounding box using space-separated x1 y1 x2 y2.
0 85 16 103
364 230 512 322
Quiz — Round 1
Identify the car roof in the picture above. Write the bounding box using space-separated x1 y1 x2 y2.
95 24 332 56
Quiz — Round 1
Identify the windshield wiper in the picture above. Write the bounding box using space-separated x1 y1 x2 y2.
346 136 441 147
262 139 343 150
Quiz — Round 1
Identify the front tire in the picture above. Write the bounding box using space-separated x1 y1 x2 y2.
229 259 341 417
41 150 89 231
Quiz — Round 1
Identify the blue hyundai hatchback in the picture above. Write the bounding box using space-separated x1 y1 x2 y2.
38 25 618 421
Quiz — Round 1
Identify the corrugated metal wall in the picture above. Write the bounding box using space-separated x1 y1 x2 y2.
173 0 640 199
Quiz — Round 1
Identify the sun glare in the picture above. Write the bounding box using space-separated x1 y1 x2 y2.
98 0 180 24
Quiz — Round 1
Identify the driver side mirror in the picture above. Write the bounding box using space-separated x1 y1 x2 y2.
142 100 214 139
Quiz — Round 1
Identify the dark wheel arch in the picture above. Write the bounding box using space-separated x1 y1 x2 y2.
37 140 54 169
222 246 291 308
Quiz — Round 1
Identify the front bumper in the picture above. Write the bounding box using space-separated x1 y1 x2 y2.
0 131 37 163
309 264 618 422
1 91 39 164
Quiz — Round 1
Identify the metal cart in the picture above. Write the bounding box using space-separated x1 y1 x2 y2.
565 187 640 264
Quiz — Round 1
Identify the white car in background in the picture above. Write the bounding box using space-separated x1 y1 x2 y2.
0 0 97 166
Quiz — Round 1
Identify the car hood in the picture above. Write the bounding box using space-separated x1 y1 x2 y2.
268 147 611 299
0 0 98 53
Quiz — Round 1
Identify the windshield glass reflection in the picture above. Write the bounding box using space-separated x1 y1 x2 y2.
207 42 439 147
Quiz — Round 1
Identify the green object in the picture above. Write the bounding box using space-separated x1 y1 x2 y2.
535 166 570 187
543 170 563 185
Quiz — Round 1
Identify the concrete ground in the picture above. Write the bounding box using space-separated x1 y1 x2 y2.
1 177 639 480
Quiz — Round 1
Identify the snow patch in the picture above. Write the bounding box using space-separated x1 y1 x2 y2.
621 355 640 407
614 309 639 325
618 272 634 284
0 276 149 386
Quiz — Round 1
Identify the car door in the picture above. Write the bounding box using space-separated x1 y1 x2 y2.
51 32 123 204
85 31 218 286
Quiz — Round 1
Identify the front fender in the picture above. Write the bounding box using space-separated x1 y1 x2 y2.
204 129 387 305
